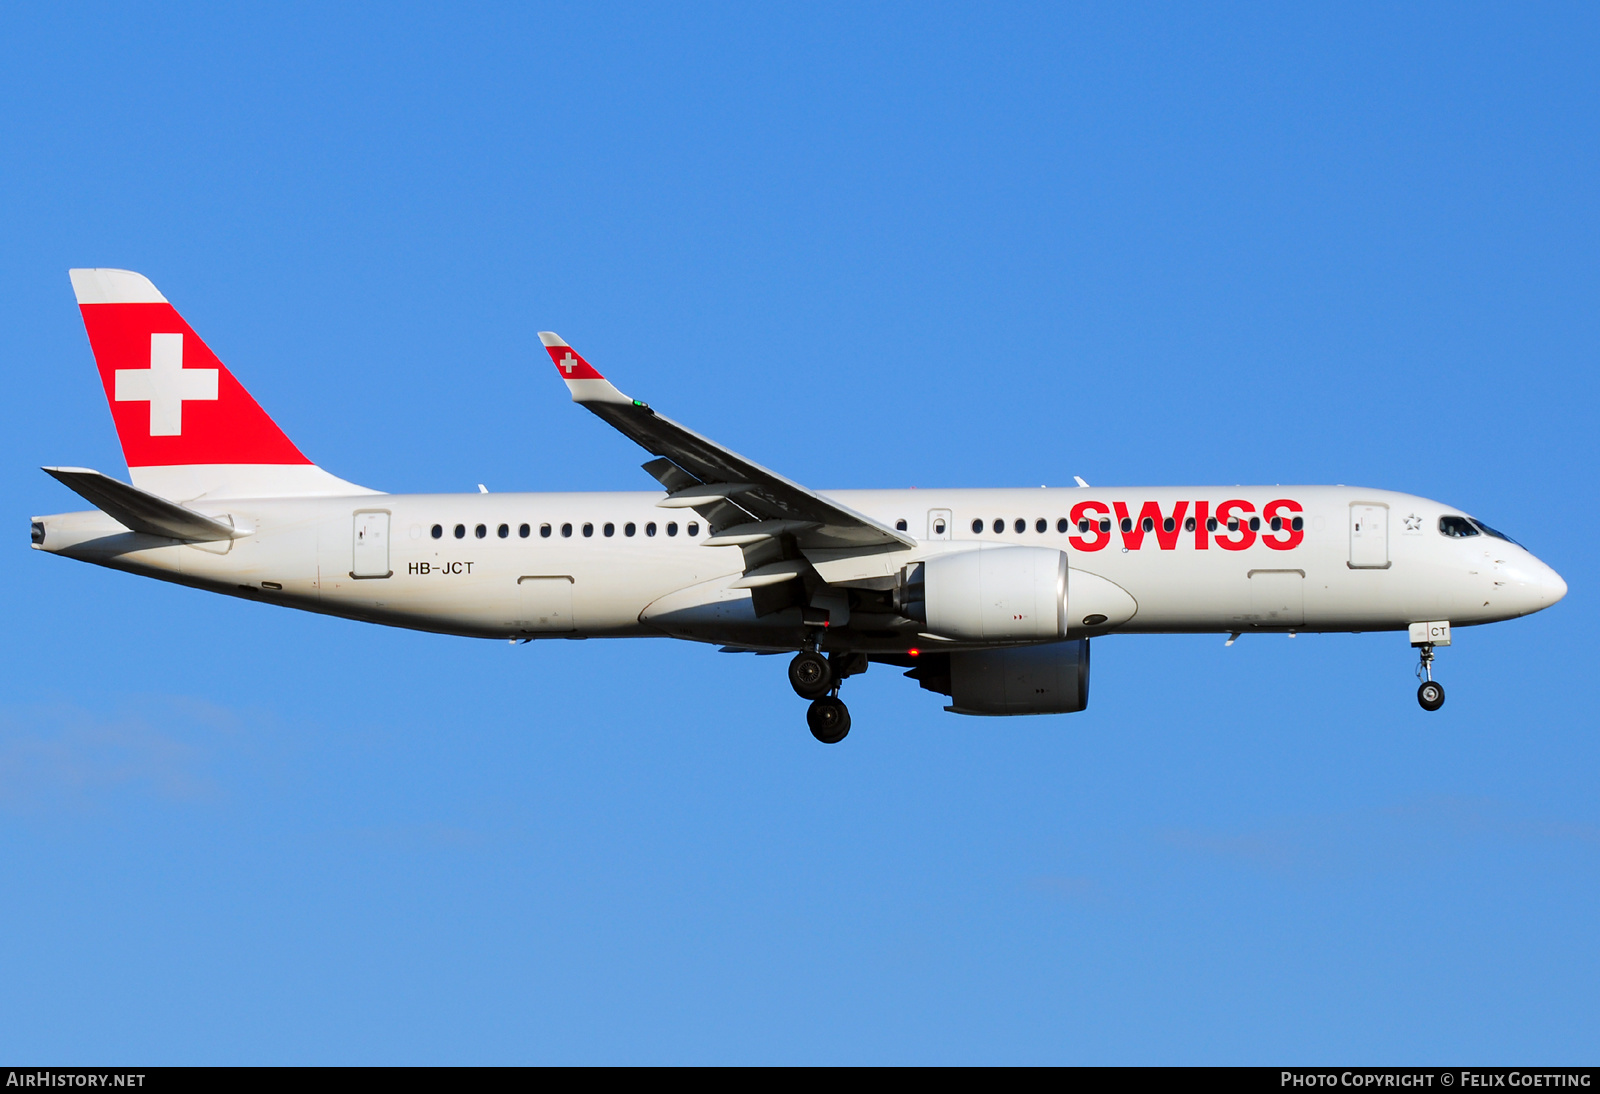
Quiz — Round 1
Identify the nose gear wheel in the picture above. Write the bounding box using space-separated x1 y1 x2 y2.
1418 680 1445 711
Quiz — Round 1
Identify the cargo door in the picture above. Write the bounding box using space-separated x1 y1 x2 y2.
517 575 575 633
352 510 391 578
1349 504 1390 569
1248 569 1304 627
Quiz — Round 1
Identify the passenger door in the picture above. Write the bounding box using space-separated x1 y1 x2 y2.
1349 504 1390 569
927 509 952 541
351 510 391 578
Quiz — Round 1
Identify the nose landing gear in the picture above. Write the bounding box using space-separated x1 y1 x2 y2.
1415 643 1445 711
1409 620 1451 712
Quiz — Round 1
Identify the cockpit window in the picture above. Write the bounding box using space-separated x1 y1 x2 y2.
1439 516 1479 538
1469 518 1522 547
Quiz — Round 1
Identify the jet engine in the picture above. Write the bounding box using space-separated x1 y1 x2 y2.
905 640 1091 715
947 640 1090 715
898 546 1067 641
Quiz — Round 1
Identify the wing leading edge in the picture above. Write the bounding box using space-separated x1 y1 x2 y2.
538 333 913 554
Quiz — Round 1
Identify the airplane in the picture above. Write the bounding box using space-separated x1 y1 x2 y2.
32 269 1568 743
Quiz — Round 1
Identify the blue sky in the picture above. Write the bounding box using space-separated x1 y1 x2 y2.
2 3 1596 1063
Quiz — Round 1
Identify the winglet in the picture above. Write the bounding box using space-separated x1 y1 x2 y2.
538 332 633 406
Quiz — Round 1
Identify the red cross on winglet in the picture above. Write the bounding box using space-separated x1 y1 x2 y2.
537 332 604 379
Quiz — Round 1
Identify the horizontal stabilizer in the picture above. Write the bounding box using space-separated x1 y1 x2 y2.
42 467 245 542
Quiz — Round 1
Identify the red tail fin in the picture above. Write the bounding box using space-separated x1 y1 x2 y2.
69 269 373 499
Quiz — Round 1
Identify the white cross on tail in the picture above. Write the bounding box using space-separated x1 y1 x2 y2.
560 351 578 374
114 333 219 436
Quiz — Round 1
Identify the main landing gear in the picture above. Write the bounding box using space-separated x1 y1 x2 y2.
789 646 865 744
806 695 851 744
789 650 833 700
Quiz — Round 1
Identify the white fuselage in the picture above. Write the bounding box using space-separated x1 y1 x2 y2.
33 484 1566 651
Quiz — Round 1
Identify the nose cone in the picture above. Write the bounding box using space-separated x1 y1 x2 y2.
1538 562 1568 608
1505 555 1567 616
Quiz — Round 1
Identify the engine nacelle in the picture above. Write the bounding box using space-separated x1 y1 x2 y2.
900 546 1067 641
947 640 1091 716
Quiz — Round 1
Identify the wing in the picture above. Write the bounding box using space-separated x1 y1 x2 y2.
538 333 913 554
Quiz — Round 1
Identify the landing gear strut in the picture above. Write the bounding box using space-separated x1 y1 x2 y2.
1416 644 1445 711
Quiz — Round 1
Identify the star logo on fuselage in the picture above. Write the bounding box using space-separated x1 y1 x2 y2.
1403 513 1423 532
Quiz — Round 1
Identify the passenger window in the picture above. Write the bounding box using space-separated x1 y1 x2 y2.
1121 518 1133 533
896 519 908 531
540 523 552 538
1270 517 1282 532
582 522 594 537
1249 517 1261 532
604 522 615 537
1291 516 1303 531
561 523 573 537
431 524 443 539
687 522 699 536
1014 518 1026 533
1141 517 1153 533
667 522 678 536
625 522 636 537
454 524 466 539
646 522 657 537
497 523 509 538
993 518 1005 533
1162 518 1175 532
1228 519 1239 532
519 523 530 538
934 520 945 535
1099 519 1111 533
1035 518 1047 533
1207 518 1218 532
1184 516 1195 532
475 523 487 539
972 519 984 534
1439 515 1479 538
1078 519 1090 533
